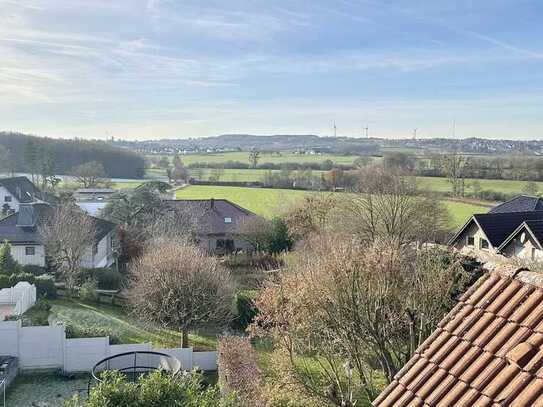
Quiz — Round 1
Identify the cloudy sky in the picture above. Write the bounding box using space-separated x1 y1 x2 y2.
2 0 543 140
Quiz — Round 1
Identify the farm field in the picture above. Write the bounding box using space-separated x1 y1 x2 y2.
417 176 543 195
149 151 361 166
176 185 487 228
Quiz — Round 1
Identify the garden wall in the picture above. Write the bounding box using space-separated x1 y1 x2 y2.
0 320 217 372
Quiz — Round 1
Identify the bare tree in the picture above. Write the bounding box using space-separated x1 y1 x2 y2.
343 166 450 246
283 194 338 241
251 234 468 405
71 161 109 188
249 149 260 169
128 240 234 348
39 204 96 293
441 152 467 197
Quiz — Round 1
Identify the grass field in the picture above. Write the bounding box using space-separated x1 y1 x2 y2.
48 298 217 350
418 176 542 195
150 151 360 166
176 185 486 227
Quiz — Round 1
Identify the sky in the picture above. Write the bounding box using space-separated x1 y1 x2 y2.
2 0 543 140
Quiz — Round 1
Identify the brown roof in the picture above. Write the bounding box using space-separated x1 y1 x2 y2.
373 267 543 407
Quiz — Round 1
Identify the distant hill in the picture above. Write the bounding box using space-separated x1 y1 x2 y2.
0 132 145 179
112 134 543 156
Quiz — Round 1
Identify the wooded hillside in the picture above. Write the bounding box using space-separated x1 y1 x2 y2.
0 132 145 179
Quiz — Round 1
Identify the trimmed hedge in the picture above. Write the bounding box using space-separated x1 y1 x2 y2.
35 274 57 299
65 323 121 345
77 268 123 290
234 290 259 331
8 272 35 286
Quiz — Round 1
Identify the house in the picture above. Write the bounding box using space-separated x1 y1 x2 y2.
73 188 117 202
499 220 543 261
373 266 543 406
449 211 543 254
164 199 256 253
0 202 116 268
0 176 53 214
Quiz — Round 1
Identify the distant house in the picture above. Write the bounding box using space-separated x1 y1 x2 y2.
164 199 256 253
0 202 116 268
373 266 543 406
0 176 54 214
74 188 117 202
449 195 543 260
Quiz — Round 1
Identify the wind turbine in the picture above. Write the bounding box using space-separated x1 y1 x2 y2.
333 121 337 138
413 128 418 140
363 124 369 138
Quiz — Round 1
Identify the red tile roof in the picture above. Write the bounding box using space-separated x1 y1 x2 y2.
373 267 543 406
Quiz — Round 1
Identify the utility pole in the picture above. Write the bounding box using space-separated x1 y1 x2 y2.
333 121 337 138
363 125 369 138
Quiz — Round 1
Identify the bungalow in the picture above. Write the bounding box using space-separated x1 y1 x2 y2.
0 202 116 268
0 176 54 215
164 198 256 253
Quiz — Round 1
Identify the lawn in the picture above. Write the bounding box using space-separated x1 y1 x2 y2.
175 185 487 228
47 298 218 350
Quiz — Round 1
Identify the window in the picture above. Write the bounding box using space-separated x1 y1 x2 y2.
532 247 537 261
216 239 235 251
4 195 11 202
480 238 489 250
467 236 475 246
25 246 35 256
224 217 232 224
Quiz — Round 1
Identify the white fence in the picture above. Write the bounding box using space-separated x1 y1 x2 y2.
0 320 217 372
0 282 36 316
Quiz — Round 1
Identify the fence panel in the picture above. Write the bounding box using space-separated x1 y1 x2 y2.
0 321 19 357
65 337 109 372
18 325 64 369
193 351 218 371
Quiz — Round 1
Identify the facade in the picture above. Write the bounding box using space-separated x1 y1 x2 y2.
373 266 543 406
0 202 116 268
0 176 52 214
450 195 543 260
164 198 256 254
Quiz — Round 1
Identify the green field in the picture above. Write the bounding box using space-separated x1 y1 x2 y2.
175 185 486 228
417 176 542 195
151 151 360 166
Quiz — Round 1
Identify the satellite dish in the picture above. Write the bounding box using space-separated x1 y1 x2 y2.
521 232 527 244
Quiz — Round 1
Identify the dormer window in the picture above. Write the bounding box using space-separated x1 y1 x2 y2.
224 217 232 223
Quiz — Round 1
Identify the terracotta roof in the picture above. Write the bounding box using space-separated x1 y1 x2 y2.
373 267 543 406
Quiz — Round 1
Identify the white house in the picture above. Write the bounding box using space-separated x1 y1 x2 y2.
0 202 116 268
0 176 53 215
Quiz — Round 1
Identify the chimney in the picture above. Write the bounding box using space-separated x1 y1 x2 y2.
210 198 214 209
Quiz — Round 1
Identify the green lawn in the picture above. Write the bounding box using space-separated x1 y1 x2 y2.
48 299 217 350
150 151 360 166
175 185 487 228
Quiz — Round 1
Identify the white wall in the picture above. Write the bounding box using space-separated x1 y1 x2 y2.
81 232 114 269
0 185 19 212
0 320 217 372
0 282 36 316
10 244 46 266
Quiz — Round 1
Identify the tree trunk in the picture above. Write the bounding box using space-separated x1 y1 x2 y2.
181 328 189 348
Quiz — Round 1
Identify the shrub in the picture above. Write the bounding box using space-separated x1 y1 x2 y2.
78 268 123 290
0 242 20 275
218 336 264 406
8 272 35 286
22 264 48 276
0 274 9 289
64 323 121 345
234 290 259 331
35 274 57 299
23 299 51 326
79 279 98 302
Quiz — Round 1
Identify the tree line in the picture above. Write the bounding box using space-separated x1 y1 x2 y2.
0 132 145 179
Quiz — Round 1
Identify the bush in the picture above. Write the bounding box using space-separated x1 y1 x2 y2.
79 279 98 302
0 242 20 275
64 323 121 344
234 290 259 331
35 274 57 299
78 268 123 290
8 272 35 286
22 264 47 276
0 274 9 289
23 299 51 326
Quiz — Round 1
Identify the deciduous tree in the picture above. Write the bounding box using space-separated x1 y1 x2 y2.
71 161 109 188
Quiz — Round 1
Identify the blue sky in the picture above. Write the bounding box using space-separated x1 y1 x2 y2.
2 0 543 140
